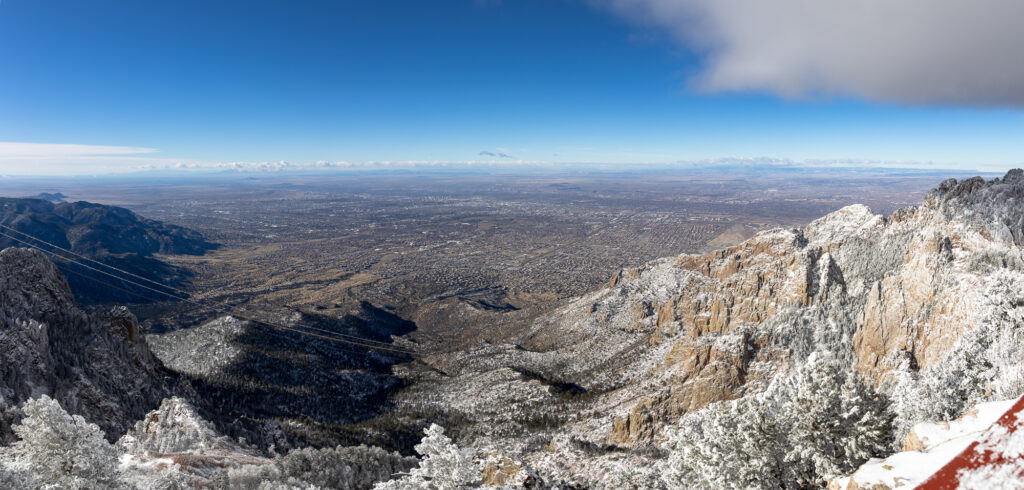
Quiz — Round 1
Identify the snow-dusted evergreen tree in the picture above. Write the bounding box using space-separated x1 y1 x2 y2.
0 462 33 490
775 353 893 485
1 395 126 490
255 481 323 490
274 445 415 490
888 328 992 441
977 269 1024 400
890 270 1024 441
662 352 892 489
662 394 784 489
600 460 663 490
220 444 414 490
373 424 480 490
132 470 194 490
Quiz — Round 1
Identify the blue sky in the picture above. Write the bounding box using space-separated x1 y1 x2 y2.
0 0 1021 175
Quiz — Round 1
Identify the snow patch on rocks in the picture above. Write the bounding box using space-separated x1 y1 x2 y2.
829 398 1016 489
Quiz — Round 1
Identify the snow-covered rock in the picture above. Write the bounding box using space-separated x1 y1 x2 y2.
399 170 1024 486
919 394 1024 489
0 247 171 442
829 398 1016 489
118 397 267 483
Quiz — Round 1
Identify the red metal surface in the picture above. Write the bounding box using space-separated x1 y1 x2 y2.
916 395 1024 489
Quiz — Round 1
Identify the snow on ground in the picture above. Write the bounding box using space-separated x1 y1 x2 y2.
828 399 1017 489
919 395 1024 489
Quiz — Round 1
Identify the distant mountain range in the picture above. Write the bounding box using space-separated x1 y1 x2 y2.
0 197 217 303
28 192 67 203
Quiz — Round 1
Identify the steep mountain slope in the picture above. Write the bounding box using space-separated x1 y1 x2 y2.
0 247 421 488
0 247 172 442
0 197 217 303
146 303 419 451
0 198 215 256
394 170 1024 486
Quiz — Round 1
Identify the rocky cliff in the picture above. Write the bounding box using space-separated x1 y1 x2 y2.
0 247 172 442
395 170 1024 486
116 396 417 489
587 169 1023 444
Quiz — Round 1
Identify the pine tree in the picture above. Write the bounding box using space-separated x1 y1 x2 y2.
777 354 893 486
0 462 33 490
373 424 480 490
661 352 893 489
889 269 1024 441
2 395 126 490
662 395 785 489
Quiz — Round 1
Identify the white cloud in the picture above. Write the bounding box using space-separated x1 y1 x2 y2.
601 0 1024 107
0 142 552 176
0 142 996 176
0 142 157 158
0 142 188 175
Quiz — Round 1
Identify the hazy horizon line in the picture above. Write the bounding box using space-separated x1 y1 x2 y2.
0 159 1012 181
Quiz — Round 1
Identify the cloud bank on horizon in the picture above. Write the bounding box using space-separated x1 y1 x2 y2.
0 143 990 177
0 142 542 176
0 142 198 176
602 0 1024 107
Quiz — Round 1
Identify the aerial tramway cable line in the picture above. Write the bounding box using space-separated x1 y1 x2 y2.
0 223 417 357
51 263 384 361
